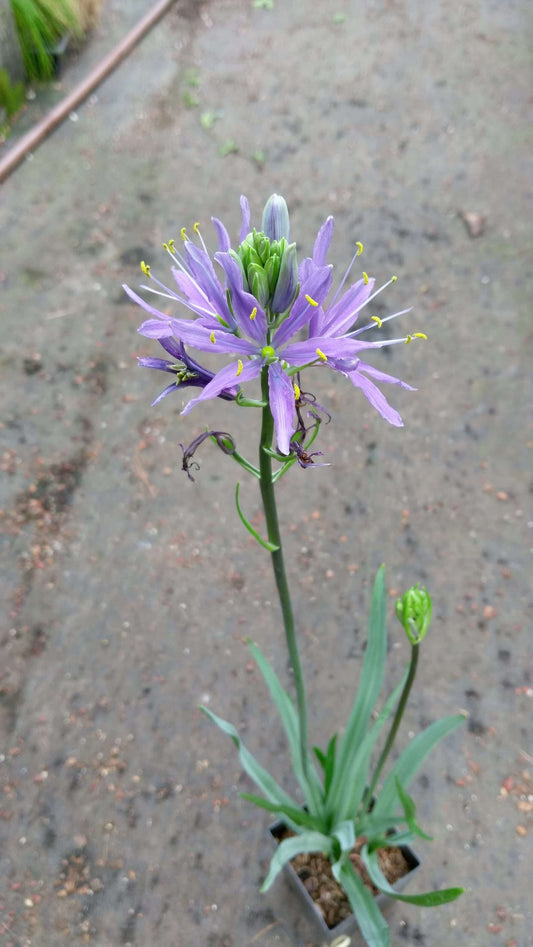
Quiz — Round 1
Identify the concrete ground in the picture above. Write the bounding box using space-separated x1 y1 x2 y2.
1 1 531 945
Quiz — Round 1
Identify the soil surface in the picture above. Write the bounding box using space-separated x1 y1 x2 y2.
1 1 532 946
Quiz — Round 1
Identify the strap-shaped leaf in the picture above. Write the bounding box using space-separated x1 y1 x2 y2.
200 706 297 809
333 819 355 854
239 793 318 832
334 674 407 822
328 566 388 814
361 845 464 906
372 713 465 820
332 858 390 947
248 641 324 816
395 778 433 841
261 831 333 892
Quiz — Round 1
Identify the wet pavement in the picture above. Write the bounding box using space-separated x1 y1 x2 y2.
0 1 532 944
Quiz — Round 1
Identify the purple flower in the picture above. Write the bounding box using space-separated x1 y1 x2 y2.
136 336 237 406
125 196 424 452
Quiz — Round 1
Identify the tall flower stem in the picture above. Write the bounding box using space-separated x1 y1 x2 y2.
258 366 310 784
363 643 420 812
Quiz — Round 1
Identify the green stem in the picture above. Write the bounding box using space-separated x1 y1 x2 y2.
363 643 419 812
258 366 310 785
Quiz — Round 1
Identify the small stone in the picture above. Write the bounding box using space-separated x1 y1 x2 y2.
515 824 527 836
460 210 485 238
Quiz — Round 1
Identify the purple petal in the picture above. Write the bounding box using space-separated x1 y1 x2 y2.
137 356 174 372
184 242 229 318
282 335 375 365
356 360 416 391
346 371 404 427
321 277 375 337
159 336 185 359
313 216 334 266
215 251 267 344
123 284 171 321
211 216 231 252
273 266 333 348
268 362 296 455
151 382 179 406
239 195 251 243
181 358 261 415
138 317 256 355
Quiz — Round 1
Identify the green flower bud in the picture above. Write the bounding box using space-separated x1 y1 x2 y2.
271 241 299 313
395 584 432 645
248 262 270 308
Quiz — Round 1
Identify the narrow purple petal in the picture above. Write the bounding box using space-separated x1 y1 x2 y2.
282 335 375 365
211 216 231 252
151 382 179 406
346 371 404 427
239 195 251 243
159 336 185 359
321 277 375 337
215 251 267 343
273 266 333 347
313 216 334 266
356 360 416 391
268 362 296 455
184 242 229 317
137 357 174 372
181 358 261 415
138 316 256 355
123 284 170 321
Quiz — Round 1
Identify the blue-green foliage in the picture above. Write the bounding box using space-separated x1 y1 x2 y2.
201 566 465 945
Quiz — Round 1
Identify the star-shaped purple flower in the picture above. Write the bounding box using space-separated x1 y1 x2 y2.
125 195 425 453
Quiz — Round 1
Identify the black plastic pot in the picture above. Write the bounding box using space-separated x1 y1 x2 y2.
269 820 421 946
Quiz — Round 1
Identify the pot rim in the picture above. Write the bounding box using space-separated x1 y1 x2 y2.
268 819 422 938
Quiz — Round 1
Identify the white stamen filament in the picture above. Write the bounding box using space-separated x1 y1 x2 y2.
348 307 413 337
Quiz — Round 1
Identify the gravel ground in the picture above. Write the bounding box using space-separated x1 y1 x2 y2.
1 1 532 945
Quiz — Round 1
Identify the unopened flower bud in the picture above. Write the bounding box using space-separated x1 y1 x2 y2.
271 241 299 314
262 194 291 242
395 584 432 645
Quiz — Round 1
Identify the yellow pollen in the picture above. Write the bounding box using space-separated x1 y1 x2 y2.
362 271 369 285
391 275 398 282
356 241 364 256
162 242 169 252
140 261 151 277
193 222 201 234
413 332 427 340
181 227 187 241
294 383 301 401
371 315 383 328
210 331 216 344
250 307 257 320
405 335 412 344
168 239 175 252
236 359 243 377
305 294 318 307
316 348 327 362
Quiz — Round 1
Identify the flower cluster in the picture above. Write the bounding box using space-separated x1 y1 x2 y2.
126 195 425 458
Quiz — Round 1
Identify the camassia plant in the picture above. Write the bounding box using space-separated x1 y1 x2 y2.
126 194 465 945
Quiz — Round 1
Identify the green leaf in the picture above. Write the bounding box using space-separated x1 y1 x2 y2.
332 819 355 854
334 674 407 822
332 859 390 947
328 566 388 816
261 831 332 892
248 641 324 816
235 483 279 551
395 778 433 841
239 793 318 831
362 845 464 906
200 706 297 809
372 714 466 820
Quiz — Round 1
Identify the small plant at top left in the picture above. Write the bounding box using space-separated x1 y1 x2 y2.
10 0 83 81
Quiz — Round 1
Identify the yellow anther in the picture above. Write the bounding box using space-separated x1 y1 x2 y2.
371 315 383 328
391 275 398 282
236 359 243 377
356 241 364 256
316 348 327 362
168 239 175 252
413 332 427 340
294 383 301 401
362 271 369 285
210 331 216 344
193 222 201 234
305 294 318 307
250 307 257 320
162 242 169 252
181 227 187 241
140 261 151 277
